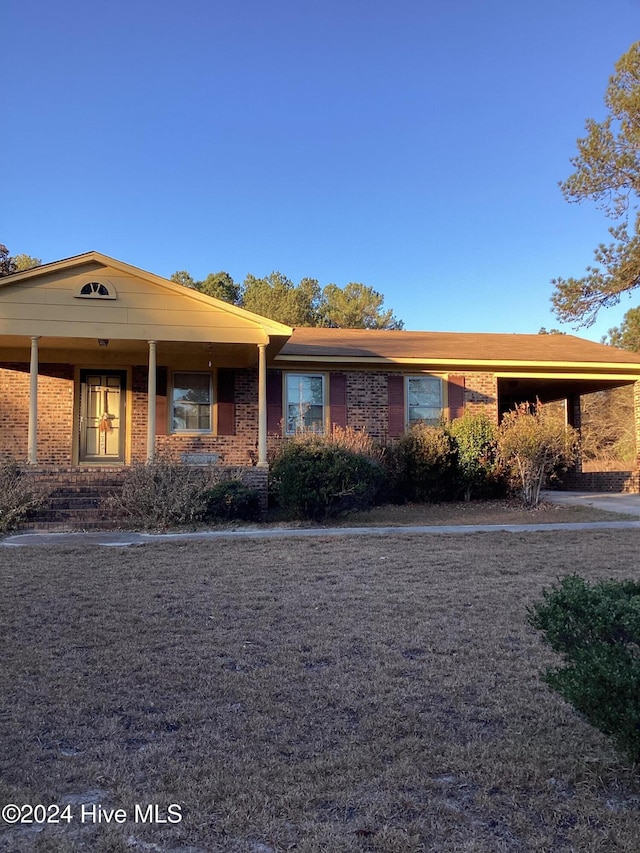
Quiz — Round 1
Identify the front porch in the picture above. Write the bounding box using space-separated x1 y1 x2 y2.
0 251 293 474
4 339 272 469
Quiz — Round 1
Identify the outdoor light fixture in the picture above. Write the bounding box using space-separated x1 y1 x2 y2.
98 339 109 347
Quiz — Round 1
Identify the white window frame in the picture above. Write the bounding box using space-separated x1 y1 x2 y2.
284 373 326 435
171 371 213 434
406 374 444 426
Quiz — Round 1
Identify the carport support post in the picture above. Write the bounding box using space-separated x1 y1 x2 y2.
567 393 583 473
27 336 40 465
258 343 267 467
147 340 157 462
635 381 640 471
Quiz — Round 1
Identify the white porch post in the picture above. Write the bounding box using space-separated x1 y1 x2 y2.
257 342 268 466
27 336 40 465
147 340 157 462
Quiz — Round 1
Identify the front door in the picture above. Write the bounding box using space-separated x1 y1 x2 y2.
79 371 126 463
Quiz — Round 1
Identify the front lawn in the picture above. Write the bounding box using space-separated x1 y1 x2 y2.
1 530 640 851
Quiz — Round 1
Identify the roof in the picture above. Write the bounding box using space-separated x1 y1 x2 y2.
279 327 640 367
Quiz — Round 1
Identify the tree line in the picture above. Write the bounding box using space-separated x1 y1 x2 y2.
169 268 403 329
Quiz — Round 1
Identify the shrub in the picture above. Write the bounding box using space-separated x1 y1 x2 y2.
108 457 214 528
497 402 578 507
529 575 640 764
270 435 385 520
448 411 499 501
0 460 47 532
384 423 457 503
203 480 261 522
325 425 383 461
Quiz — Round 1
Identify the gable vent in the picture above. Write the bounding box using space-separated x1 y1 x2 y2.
75 281 117 300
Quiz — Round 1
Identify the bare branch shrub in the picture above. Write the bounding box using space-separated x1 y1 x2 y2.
0 460 48 532
106 457 245 528
498 403 578 507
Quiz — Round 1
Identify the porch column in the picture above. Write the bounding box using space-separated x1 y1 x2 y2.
27 336 40 465
257 343 268 466
147 340 157 462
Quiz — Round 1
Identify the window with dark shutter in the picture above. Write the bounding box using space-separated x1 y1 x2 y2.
267 370 283 435
155 367 167 435
448 375 466 420
329 373 347 430
387 374 405 438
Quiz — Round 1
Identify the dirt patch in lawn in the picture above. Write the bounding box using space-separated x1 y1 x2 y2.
1 530 640 851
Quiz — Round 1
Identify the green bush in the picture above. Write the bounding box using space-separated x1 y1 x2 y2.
0 460 47 532
498 402 578 507
448 411 501 501
270 435 385 520
203 480 261 522
529 575 640 764
384 423 457 503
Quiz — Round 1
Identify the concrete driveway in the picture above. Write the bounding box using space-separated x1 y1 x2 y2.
541 490 640 517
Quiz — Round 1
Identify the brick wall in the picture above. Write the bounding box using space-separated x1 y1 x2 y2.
459 373 499 421
0 363 74 465
345 371 390 440
562 469 640 494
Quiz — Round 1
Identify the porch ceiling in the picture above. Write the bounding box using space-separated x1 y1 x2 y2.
498 376 635 404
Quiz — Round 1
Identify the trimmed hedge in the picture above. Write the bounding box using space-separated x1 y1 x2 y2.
383 423 457 503
270 436 385 520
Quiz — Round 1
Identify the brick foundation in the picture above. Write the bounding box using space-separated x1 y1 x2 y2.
21 464 269 530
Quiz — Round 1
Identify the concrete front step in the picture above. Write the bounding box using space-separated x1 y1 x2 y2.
22 513 127 530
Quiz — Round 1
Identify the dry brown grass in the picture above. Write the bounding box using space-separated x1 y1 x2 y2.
2 530 640 852
334 499 633 527
261 500 633 531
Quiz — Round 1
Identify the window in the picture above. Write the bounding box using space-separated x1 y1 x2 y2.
407 375 443 425
75 281 117 299
285 374 325 434
172 372 212 432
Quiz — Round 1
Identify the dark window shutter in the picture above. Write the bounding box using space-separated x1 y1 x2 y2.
217 369 235 435
448 375 466 420
267 370 283 435
329 372 347 430
387 374 405 438
155 366 168 435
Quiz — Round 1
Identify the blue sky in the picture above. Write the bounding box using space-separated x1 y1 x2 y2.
3 0 640 341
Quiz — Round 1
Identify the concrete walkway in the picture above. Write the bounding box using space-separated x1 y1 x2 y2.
2 490 640 547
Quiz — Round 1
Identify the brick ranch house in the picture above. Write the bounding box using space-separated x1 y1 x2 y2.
2 251 640 515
